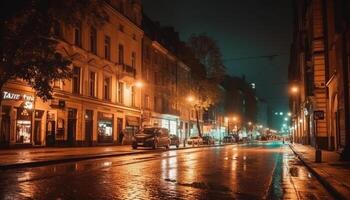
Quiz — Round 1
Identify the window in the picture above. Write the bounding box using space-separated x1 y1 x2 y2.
90 27 97 54
72 66 81 94
104 35 111 60
154 96 158 111
131 86 135 107
118 44 124 64
145 95 150 109
154 72 158 85
54 79 61 89
104 77 111 100
131 52 136 68
89 71 96 97
74 23 82 47
118 81 124 104
132 34 136 40
119 24 124 32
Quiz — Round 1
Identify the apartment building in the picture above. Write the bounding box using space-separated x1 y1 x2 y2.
0 0 144 147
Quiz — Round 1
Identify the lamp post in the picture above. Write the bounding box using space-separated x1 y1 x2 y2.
290 85 299 143
185 95 195 147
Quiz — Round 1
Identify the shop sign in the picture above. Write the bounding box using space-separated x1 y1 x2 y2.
2 91 34 102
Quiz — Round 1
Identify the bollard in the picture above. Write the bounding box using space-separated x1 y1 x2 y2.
315 148 322 163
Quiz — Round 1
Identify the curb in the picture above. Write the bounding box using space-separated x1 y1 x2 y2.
0 143 233 170
288 144 349 200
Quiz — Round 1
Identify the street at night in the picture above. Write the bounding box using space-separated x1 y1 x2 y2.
0 142 333 199
1 0 350 199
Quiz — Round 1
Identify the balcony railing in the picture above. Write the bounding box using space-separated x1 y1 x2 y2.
119 64 136 80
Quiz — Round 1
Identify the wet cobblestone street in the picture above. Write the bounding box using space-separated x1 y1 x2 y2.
0 142 333 199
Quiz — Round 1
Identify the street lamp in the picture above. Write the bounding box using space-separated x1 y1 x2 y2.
290 85 299 94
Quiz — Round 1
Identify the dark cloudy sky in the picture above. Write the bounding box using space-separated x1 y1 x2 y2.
142 0 293 127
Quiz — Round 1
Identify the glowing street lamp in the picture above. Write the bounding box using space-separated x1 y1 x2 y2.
291 86 299 94
248 121 252 126
187 96 194 103
135 80 144 88
233 116 238 122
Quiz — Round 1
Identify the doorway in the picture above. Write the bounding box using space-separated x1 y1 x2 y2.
67 108 77 146
117 118 123 144
85 110 93 146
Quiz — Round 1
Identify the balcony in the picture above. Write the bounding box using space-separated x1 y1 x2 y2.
118 64 136 82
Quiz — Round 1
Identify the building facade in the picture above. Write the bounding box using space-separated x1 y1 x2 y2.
142 16 195 142
289 0 350 155
0 0 144 147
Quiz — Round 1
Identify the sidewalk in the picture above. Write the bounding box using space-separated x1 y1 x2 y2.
289 143 350 200
0 143 226 170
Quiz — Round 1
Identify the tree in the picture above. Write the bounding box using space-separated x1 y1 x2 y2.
188 33 226 81
0 0 108 141
178 38 225 137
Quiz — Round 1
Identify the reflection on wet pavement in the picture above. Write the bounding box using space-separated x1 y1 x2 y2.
0 141 333 200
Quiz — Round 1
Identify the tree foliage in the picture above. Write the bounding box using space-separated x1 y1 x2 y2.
0 0 108 100
188 33 226 81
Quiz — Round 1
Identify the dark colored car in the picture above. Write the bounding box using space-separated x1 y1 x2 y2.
170 134 180 148
202 136 215 145
223 135 235 144
132 128 170 149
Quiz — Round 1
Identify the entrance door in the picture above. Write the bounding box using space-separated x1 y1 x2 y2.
117 118 123 144
46 120 56 146
67 109 77 146
85 110 93 146
34 120 41 145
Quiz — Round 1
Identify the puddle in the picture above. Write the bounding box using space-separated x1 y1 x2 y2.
289 167 299 177
177 181 231 192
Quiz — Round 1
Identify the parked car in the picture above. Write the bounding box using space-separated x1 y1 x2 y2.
223 135 235 144
132 128 170 149
187 136 203 146
202 136 215 145
170 134 180 148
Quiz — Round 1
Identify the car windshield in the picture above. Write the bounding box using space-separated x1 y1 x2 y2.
136 128 158 135
190 136 198 139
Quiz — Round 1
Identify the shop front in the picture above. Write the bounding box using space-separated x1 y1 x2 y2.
123 115 140 144
97 112 114 144
0 90 39 147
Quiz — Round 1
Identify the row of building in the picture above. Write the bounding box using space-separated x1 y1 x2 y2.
0 0 259 148
289 0 350 158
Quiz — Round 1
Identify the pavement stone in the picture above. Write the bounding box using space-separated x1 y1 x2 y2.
289 143 350 200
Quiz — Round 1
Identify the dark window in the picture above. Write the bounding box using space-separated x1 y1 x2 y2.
89 71 96 97
90 27 97 54
118 81 124 104
118 44 124 64
74 23 82 47
104 77 111 100
72 67 81 94
154 72 158 85
131 52 136 68
104 36 111 60
119 24 124 32
145 95 150 109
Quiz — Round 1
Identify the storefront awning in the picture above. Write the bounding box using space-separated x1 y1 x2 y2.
126 116 140 127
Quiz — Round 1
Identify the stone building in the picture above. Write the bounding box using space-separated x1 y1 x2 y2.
0 0 144 147
141 16 194 141
289 0 350 155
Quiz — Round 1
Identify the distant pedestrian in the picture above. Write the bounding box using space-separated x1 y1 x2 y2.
119 130 124 145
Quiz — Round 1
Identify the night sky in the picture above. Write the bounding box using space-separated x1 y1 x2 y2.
142 0 293 128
